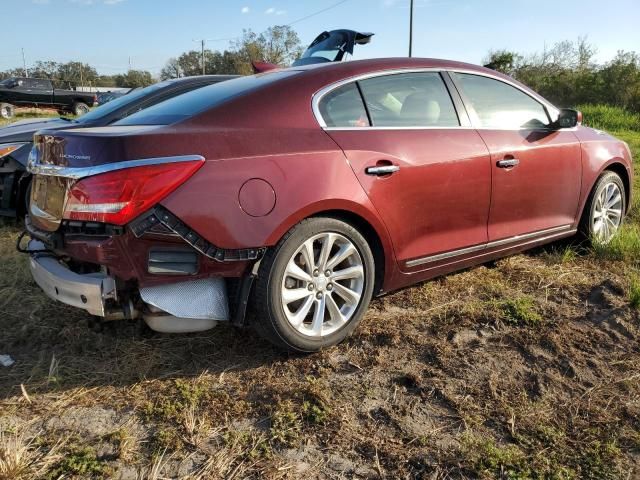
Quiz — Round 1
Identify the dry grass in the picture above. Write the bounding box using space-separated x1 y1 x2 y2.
0 427 63 480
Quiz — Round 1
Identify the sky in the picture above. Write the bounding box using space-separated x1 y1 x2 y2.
2 0 639 76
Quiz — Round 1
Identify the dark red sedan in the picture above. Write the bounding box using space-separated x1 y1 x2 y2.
25 58 633 352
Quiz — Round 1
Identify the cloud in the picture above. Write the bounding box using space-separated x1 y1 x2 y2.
241 6 249 13
104 0 125 4
32 0 50 4
265 7 286 15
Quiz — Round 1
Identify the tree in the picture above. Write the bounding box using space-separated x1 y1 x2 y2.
483 50 520 76
160 57 182 80
114 70 154 88
230 25 303 74
483 38 640 110
160 49 239 79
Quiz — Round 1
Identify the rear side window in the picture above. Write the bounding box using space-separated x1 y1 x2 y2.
31 79 51 89
116 71 298 126
453 73 550 129
358 72 460 127
318 83 369 127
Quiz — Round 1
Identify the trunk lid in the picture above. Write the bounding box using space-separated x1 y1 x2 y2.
28 126 159 231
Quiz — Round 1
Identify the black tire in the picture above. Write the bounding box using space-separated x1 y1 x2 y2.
578 170 626 242
0 103 15 119
253 217 375 352
72 102 90 116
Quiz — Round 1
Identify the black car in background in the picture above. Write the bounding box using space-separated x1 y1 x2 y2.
0 77 97 118
0 75 238 217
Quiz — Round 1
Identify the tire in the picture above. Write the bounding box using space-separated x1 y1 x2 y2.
579 170 626 243
253 217 375 352
0 103 15 119
72 102 90 116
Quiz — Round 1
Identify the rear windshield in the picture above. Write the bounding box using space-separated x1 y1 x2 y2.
115 71 299 126
78 81 170 123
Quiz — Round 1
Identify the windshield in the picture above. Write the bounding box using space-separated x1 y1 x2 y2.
115 71 298 126
300 31 348 62
0 78 16 87
76 81 171 123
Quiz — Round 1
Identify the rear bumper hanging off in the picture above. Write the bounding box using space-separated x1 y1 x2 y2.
28 240 117 316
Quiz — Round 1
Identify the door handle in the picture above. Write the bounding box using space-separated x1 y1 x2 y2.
497 158 520 168
365 165 400 176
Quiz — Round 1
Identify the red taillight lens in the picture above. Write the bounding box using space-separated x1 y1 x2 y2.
63 160 203 225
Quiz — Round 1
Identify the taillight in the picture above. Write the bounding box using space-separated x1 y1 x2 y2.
63 160 203 225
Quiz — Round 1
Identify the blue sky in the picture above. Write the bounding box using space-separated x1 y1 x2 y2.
2 0 639 76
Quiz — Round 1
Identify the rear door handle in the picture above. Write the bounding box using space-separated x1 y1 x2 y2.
365 165 400 176
497 158 520 168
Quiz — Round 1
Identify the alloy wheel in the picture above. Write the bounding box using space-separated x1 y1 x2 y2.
280 232 365 337
592 181 623 243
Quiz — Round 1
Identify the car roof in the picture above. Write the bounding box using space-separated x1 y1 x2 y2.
292 57 493 76
164 74 240 85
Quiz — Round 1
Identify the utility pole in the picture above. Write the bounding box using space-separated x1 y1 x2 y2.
21 48 28 77
192 39 207 75
201 39 205 75
408 0 414 57
128 56 132 71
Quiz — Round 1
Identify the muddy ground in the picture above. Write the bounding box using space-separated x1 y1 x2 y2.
1 218 639 479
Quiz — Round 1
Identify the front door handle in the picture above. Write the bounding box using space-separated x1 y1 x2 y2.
365 165 400 176
497 158 520 168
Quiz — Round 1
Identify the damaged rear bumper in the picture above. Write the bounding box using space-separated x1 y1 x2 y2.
28 240 117 316
27 239 231 331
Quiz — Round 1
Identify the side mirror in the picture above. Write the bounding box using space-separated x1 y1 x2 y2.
553 108 582 129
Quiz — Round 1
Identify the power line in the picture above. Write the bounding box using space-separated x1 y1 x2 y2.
286 0 352 26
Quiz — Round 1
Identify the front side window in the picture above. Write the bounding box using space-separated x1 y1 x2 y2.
358 72 460 127
318 83 369 127
453 73 549 129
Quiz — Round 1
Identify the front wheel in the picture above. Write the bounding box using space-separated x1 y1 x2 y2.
253 217 375 352
579 170 626 243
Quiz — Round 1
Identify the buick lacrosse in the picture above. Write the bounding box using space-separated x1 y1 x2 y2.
24 58 633 351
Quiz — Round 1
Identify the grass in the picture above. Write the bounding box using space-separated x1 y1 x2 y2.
0 108 62 127
0 429 63 480
628 274 640 309
0 105 639 478
579 104 640 132
495 296 543 327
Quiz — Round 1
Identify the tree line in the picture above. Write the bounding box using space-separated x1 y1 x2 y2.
0 25 303 89
2 30 638 112
484 38 640 111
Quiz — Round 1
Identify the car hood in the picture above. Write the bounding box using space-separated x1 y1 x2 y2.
0 118 69 144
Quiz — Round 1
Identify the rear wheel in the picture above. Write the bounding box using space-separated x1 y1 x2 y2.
72 102 89 116
253 217 375 352
579 170 626 243
0 103 15 119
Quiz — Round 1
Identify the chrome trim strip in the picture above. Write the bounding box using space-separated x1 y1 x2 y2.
311 67 559 130
405 224 574 268
28 155 205 180
406 242 487 266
